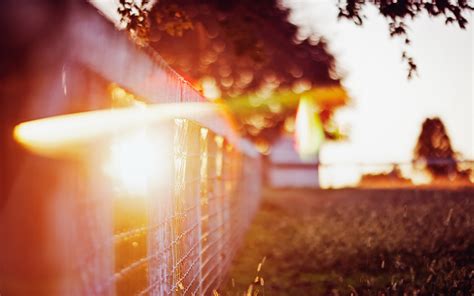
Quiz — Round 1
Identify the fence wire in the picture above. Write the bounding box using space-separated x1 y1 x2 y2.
66 119 261 295
0 5 261 293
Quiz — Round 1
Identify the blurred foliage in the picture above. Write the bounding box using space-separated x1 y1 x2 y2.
414 117 472 180
225 86 348 143
118 0 347 145
152 3 194 37
118 0 151 46
118 0 472 145
119 0 474 82
147 0 341 92
223 188 474 295
338 0 473 78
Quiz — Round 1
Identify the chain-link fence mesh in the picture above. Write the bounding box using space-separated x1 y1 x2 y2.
57 119 261 295
0 4 261 293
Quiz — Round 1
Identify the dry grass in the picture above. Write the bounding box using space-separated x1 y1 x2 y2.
221 187 474 295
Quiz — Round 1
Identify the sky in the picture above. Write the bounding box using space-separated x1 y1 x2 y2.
90 0 125 27
284 0 473 166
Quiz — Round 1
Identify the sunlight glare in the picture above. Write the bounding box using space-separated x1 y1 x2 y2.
104 128 162 196
13 102 222 157
294 95 324 162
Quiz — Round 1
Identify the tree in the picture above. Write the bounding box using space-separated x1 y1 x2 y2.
413 117 466 179
117 0 472 146
120 0 473 79
119 0 349 146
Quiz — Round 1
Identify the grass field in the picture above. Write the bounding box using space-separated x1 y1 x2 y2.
221 187 474 295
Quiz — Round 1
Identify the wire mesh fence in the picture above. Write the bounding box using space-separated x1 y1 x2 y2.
54 119 262 296
0 4 261 293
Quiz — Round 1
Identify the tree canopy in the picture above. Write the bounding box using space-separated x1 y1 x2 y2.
119 0 348 147
414 117 471 180
118 0 472 147
120 0 473 80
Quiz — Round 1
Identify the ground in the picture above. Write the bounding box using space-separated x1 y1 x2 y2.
221 187 474 295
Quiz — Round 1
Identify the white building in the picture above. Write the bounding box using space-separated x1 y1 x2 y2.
267 135 320 188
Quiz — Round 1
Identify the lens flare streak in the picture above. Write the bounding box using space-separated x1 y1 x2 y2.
294 96 324 162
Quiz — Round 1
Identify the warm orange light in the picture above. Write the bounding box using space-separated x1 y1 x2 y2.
319 165 360 189
294 96 324 161
201 76 221 101
13 102 235 195
13 103 223 158
104 128 162 196
284 117 295 133
255 138 271 155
